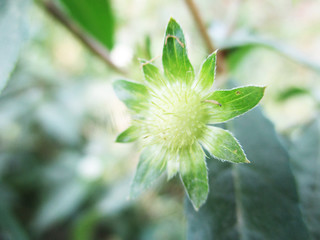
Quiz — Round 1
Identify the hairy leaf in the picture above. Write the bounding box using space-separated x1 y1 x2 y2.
206 86 265 123
162 18 195 85
113 80 149 112
195 51 217 92
186 108 310 240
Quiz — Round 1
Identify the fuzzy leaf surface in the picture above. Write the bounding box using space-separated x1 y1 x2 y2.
206 86 265 123
162 18 194 85
180 143 208 210
130 146 166 198
289 120 320 240
200 126 247 163
196 51 217 92
113 80 149 112
186 108 310 240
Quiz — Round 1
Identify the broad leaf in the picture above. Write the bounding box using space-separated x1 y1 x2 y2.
200 126 248 163
59 0 115 50
162 18 195 85
180 143 208 210
186 108 310 240
113 80 149 112
289 120 320 240
116 125 139 143
130 145 166 198
0 0 29 94
195 51 217 92
206 86 265 123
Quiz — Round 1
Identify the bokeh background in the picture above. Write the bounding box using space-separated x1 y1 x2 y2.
0 0 319 239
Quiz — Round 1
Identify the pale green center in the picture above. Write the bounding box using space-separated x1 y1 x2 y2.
144 86 208 150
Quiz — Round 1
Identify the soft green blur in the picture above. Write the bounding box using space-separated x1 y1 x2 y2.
0 0 319 239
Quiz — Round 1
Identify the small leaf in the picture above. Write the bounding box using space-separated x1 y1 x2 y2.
180 143 208 210
289 119 320 240
113 80 149 112
162 18 195 85
200 126 248 163
130 145 166 198
186 108 310 240
195 51 217 92
0 0 30 94
276 87 310 102
140 61 166 88
206 86 265 123
116 126 139 143
59 0 115 50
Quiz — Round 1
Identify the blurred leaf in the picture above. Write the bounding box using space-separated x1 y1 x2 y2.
0 195 29 240
210 24 320 73
289 120 320 240
72 210 99 240
0 0 29 94
59 0 115 50
186 108 310 240
276 87 310 102
33 180 89 232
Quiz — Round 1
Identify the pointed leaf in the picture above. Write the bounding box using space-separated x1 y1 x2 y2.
141 61 166 88
130 145 166 198
289 120 320 240
59 0 115 49
162 18 195 85
206 86 265 123
116 125 139 143
195 51 217 92
186 108 310 240
113 80 149 112
200 126 248 163
180 143 208 210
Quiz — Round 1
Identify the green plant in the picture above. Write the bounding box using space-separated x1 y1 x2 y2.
113 18 264 209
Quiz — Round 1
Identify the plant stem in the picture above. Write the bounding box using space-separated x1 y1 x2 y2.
43 0 127 75
184 0 215 53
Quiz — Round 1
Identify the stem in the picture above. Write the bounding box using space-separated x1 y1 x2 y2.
43 0 127 75
184 0 226 74
184 0 215 53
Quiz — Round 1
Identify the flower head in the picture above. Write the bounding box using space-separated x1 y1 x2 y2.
113 18 265 209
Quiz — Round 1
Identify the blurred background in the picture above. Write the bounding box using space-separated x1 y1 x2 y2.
0 0 319 239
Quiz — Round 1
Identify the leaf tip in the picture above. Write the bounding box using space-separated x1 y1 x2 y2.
245 159 251 163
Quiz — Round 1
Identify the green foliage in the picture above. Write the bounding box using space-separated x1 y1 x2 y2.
289 120 320 240
114 18 264 209
186 108 310 240
59 0 115 50
0 0 30 94
162 18 195 84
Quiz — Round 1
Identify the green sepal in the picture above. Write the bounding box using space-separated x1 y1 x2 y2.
200 126 248 163
113 80 149 112
206 86 265 123
162 18 195 85
116 125 139 143
195 50 217 92
140 60 166 88
180 143 208 210
130 145 166 198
